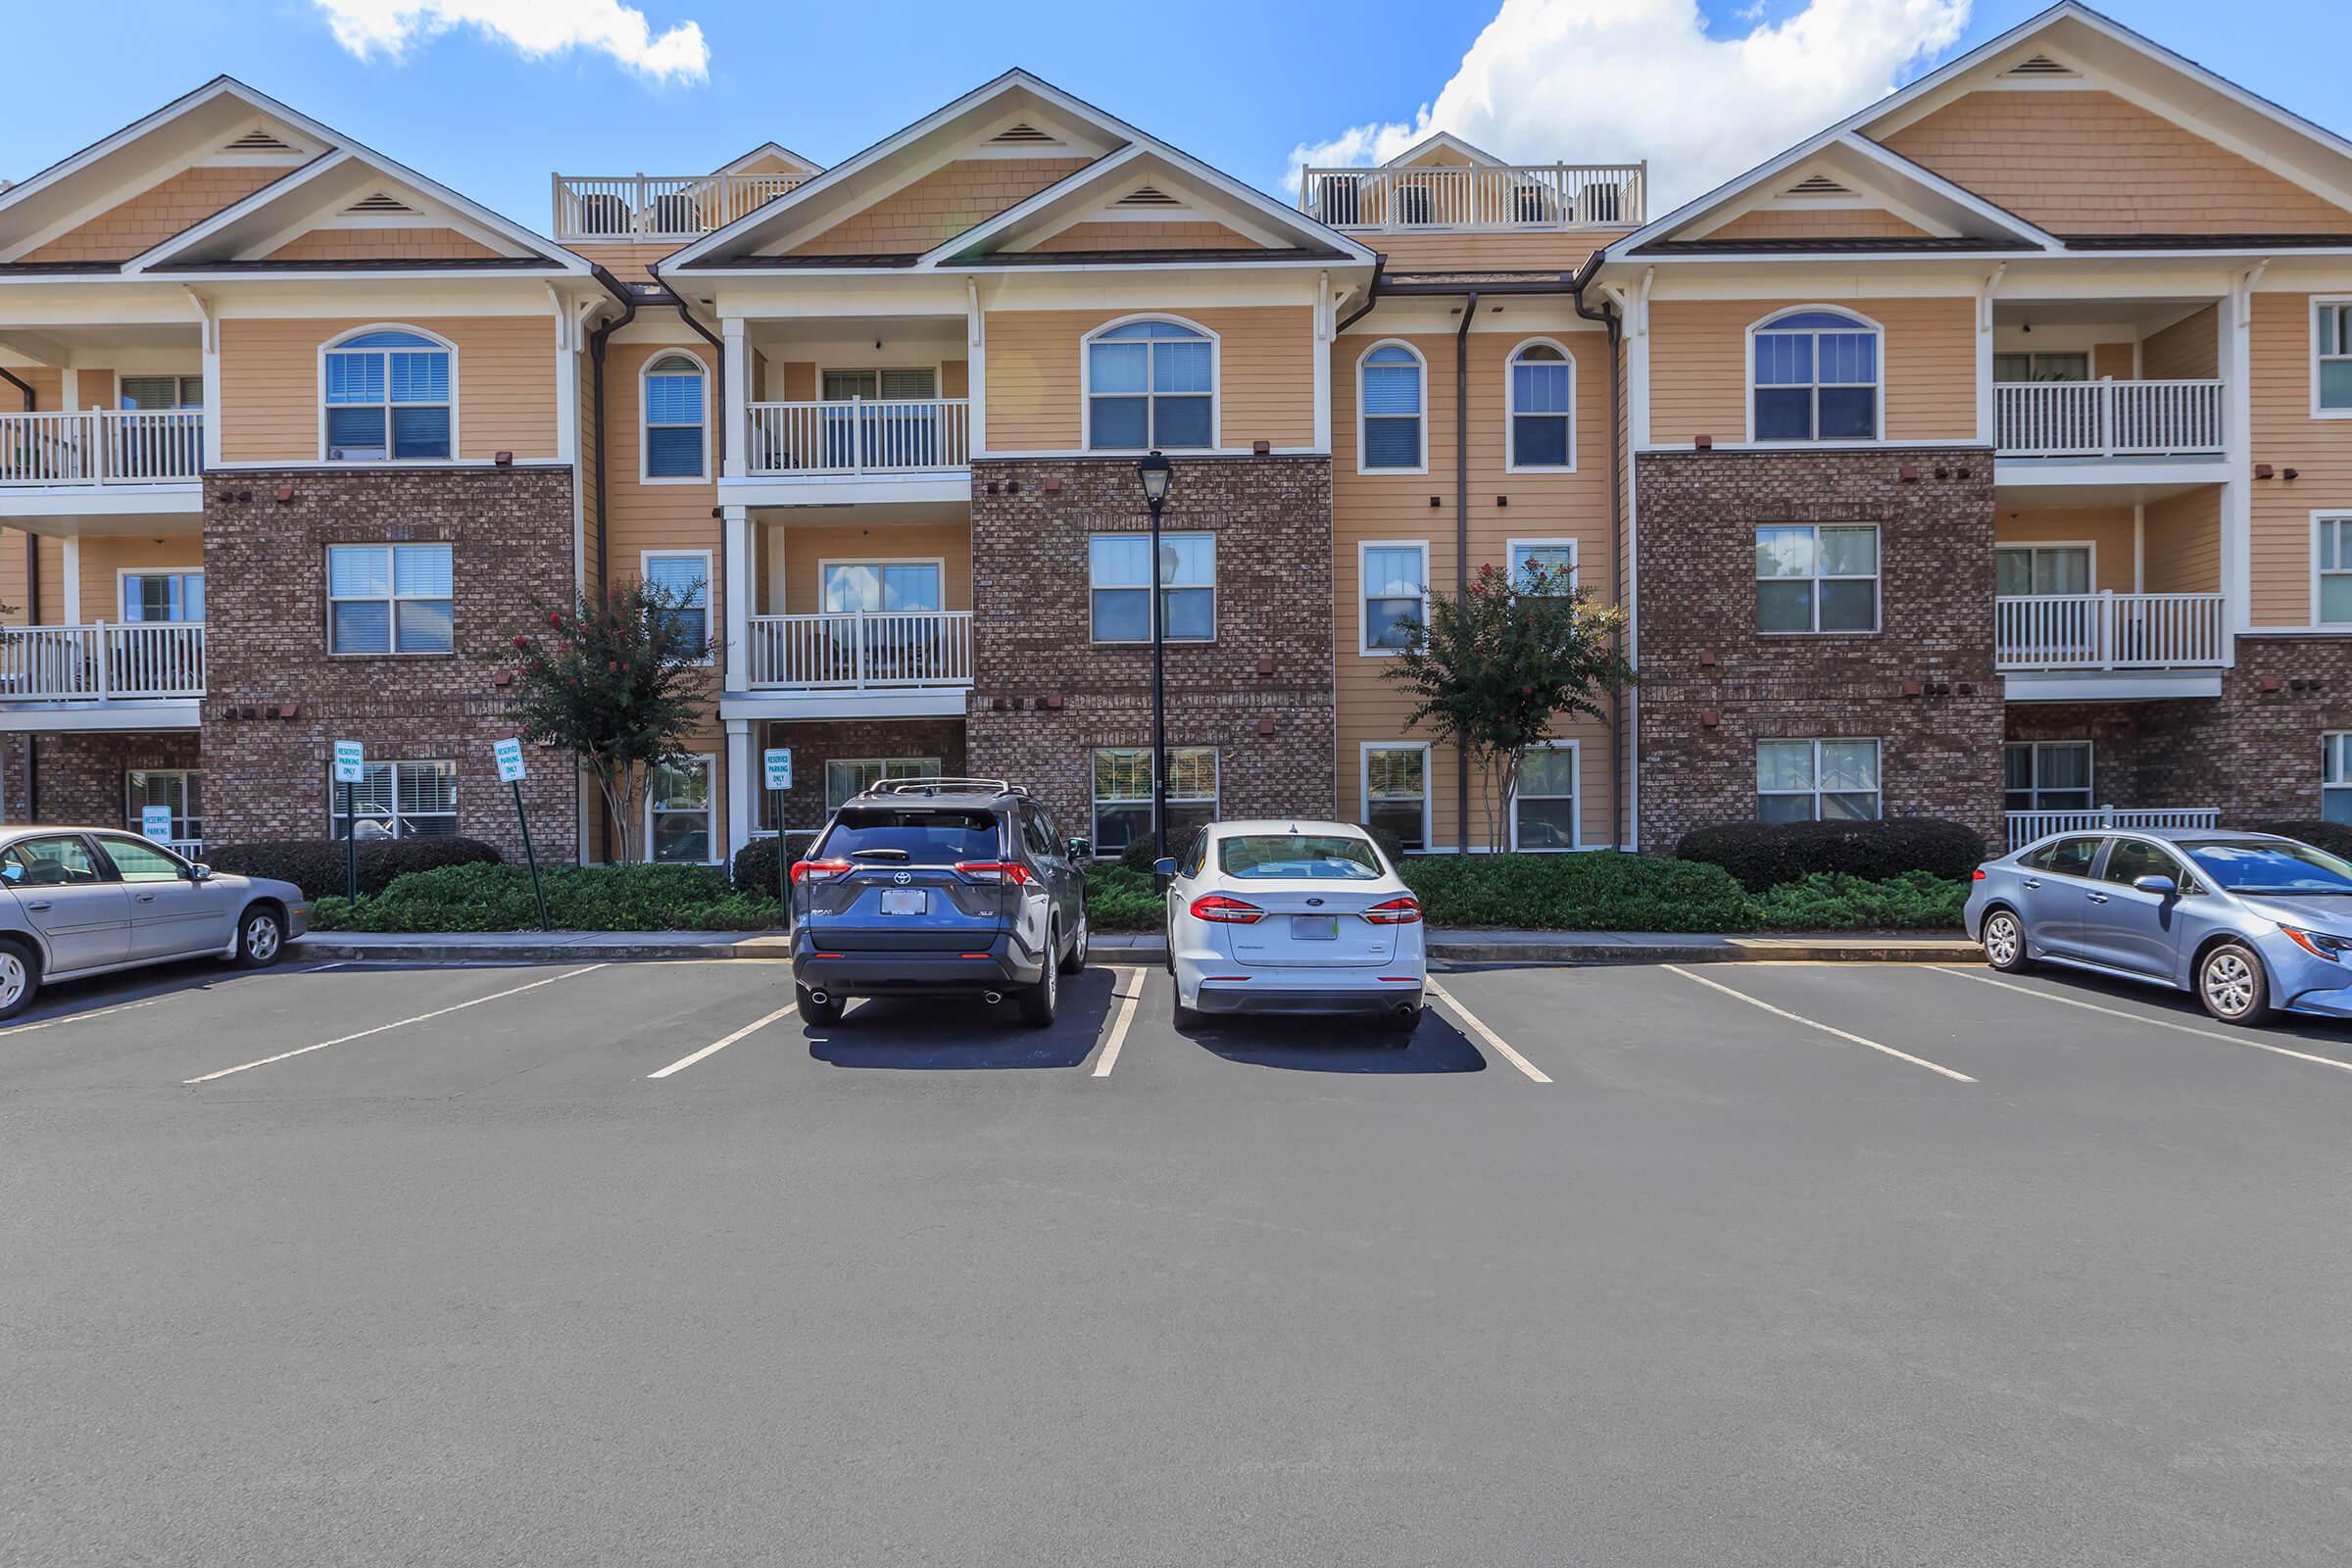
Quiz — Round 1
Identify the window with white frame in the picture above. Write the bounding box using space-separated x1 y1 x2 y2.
1756 523 1878 634
648 756 714 862
327 543 453 654
643 353 707 478
2318 516 2352 624
1363 745 1429 852
1362 542 1429 653
1509 540 1576 595
1090 532 1213 642
1752 309 1880 441
1506 341 1573 468
323 327 451 461
1086 319 1212 450
1757 739 1881 823
2318 302 2352 414
1358 343 1425 469
824 758 942 812
1512 743 1579 851
121 570 203 622
1091 746 1217 856
332 759 458 840
2004 741 2092 813
126 769 203 846
2328 734 2352 825
642 552 710 654
118 374 204 410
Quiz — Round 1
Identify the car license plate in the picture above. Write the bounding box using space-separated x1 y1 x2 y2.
1291 914 1339 940
880 888 928 915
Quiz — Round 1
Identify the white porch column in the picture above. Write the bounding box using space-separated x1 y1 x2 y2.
2221 270 2260 650
60 536 80 624
724 717 753 860
722 317 749 479
721 503 752 691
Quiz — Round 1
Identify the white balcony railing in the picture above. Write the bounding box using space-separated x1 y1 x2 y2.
1994 379 2225 459
2005 806 2220 852
1298 163 1645 231
746 399 971 477
551 172 807 243
747 611 972 691
0 409 204 486
0 621 205 701
1994 592 2228 671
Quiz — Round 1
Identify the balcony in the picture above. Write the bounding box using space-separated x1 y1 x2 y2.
1996 591 2227 701
741 610 972 719
0 621 206 731
0 409 204 487
2005 806 2220 852
734 398 973 509
551 172 808 244
1298 164 1645 231
1994 378 2226 485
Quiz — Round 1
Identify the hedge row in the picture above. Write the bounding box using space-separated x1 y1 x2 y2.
2258 820 2352 859
1674 817 1986 893
311 862 779 933
205 836 503 900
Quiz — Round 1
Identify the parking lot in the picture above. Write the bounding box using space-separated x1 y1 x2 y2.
9 949 2352 1566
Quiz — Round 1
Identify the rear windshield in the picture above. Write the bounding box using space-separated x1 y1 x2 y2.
1217 834 1384 880
820 808 1001 865
2182 840 2352 895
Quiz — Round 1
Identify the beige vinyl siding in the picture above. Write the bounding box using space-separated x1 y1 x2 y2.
981 306 1314 452
2142 487 2220 595
219 316 557 463
78 536 205 621
1028 221 1256 253
1364 228 1626 273
2091 342 2135 380
1881 89 2352 234
2142 305 2219 381
578 350 603 594
1705 208 1931 243
1994 507 2136 592
602 339 717 583
770 522 972 616
262 227 504 263
2252 293 2352 625
24 166 286 263
781 159 1092 257
1646 297 1975 445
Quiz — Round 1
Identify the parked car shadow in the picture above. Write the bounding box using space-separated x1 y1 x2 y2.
805 967 1116 1070
2014 964 2352 1060
1178 1006 1486 1074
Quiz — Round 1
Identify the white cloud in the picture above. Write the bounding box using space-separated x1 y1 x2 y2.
312 0 710 83
1287 0 1970 212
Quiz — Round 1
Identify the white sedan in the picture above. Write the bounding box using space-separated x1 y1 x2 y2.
1158 820 1426 1033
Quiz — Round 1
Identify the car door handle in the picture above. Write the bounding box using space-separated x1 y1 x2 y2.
2086 892 2109 904
2021 878 2041 890
135 892 158 903
24 900 50 910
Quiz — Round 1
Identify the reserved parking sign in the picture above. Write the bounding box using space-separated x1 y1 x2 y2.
332 739 365 783
493 737 526 783
764 748 793 791
140 805 173 842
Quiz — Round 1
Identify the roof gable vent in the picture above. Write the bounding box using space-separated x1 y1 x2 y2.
2003 53 2080 77
343 192 421 217
989 122 1061 146
1785 173 1852 197
222 127 297 153
1112 185 1185 209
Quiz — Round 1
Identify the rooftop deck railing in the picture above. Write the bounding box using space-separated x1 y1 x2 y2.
551 172 808 243
1297 163 1645 231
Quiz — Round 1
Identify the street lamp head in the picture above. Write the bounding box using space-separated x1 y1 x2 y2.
1137 449 1174 508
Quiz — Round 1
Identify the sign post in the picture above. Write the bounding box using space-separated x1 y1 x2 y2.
331 740 365 902
494 737 550 933
139 805 174 846
763 747 793 915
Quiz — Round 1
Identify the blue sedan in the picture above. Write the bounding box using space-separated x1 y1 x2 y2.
1964 829 2352 1026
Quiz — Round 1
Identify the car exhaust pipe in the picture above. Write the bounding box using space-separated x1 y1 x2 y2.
983 990 1004 1006
1396 1002 1420 1020
808 990 830 1007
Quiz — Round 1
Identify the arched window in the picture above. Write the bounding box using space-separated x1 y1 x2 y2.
323 327 452 461
1086 318 1213 450
642 352 708 480
1751 309 1880 442
1358 342 1425 471
1506 340 1574 469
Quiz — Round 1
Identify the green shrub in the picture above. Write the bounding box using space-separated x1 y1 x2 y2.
2257 820 2352 859
1117 837 1163 873
1084 865 1162 932
332 862 781 932
728 833 821 896
206 836 503 900
1355 821 1408 866
1400 852 1755 932
1675 817 1987 893
1745 871 1968 931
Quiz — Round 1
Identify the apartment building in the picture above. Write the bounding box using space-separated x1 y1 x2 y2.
1 1 2347 870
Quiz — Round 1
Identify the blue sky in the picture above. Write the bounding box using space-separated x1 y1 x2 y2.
4 0 2348 237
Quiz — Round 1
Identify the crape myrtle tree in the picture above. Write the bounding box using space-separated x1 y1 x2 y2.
501 575 711 863
1380 559 1635 853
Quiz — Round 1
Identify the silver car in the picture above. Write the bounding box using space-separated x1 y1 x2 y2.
1965 828 2352 1026
0 827 307 1020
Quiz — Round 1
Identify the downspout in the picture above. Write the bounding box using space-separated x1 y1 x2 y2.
1335 256 1386 335
668 298 727 475
1454 290 1477 854
584 264 640 595
1570 258 1625 852
1 367 35 822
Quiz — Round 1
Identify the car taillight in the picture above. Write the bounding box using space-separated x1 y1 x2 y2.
790 858 851 884
1972 867 1988 881
955 860 1032 885
1362 896 1423 925
1189 894 1264 924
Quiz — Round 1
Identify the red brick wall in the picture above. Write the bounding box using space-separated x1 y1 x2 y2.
754 716 968 834
0 731 199 830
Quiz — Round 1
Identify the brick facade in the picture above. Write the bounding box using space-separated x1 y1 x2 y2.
1635 448 2004 852
0 731 200 830
754 716 968 833
199 466 578 858
963 455 1337 844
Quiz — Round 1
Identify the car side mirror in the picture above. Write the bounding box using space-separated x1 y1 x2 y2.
1152 857 1178 878
1067 837 1092 859
186 862 213 882
2132 874 2177 898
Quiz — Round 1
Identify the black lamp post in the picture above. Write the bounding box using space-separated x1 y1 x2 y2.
1137 449 1175 862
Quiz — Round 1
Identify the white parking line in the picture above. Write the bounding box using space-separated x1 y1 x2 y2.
1425 978 1551 1084
648 999 800 1079
1663 964 1977 1085
182 963 607 1084
1092 966 1145 1078
4 960 350 1036
1930 964 2352 1077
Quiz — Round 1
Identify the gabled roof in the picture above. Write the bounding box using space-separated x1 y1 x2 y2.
1383 131 1508 169
717 141 822 179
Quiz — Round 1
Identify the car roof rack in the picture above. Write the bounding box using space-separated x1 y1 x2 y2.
860 777 1028 799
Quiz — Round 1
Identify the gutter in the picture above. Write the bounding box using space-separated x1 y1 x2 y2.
1334 256 1386 334
1453 289 1477 853
0 366 34 819
584 263 642 594
1568 249 1627 853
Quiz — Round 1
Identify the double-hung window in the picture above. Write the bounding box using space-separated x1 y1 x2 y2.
1091 746 1217 855
1757 739 1881 823
1512 744 1579 851
1509 540 1576 595
126 769 203 847
2327 734 2352 825
1506 342 1572 468
1090 532 1213 642
648 756 714 862
1086 320 1212 450
643 353 708 478
1752 310 1879 441
333 760 458 841
1363 745 1429 853
2004 741 2092 813
323 329 451 461
1756 523 1878 634
328 543 454 654
118 375 204 410
824 759 941 813
122 570 204 622
2318 517 2352 624
642 552 710 654
1359 343 1425 470
2318 302 2352 414
1362 542 1429 653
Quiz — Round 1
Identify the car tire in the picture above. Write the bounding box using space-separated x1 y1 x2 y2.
2197 940 2274 1026
1170 987 1198 1031
235 906 286 968
797 983 844 1027
1018 929 1059 1028
0 938 40 1021
1980 907 2033 973
1059 908 1089 975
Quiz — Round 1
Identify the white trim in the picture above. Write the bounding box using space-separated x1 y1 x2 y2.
1079 314 1220 453
1358 740 1433 854
60 537 80 624
1086 532 1215 645
645 753 719 865
2311 512 2352 627
641 548 715 665
324 541 455 657
1508 738 1582 854
1744 305 1885 446
114 565 205 622
2003 738 2095 813
316 322 459 464
1755 736 1885 823
1357 538 1430 658
638 348 712 485
2312 297 2352 420
1502 338 1577 473
1505 537 1581 594
815 554 951 612
1756 521 1882 636
1354 338 1429 476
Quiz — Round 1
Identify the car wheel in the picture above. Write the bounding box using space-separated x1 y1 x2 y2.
1018 928 1059 1028
0 939 39 1021
1059 908 1089 975
1170 986 1198 1031
2197 941 2274 1026
1981 907 2032 973
235 906 286 968
796 983 844 1027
